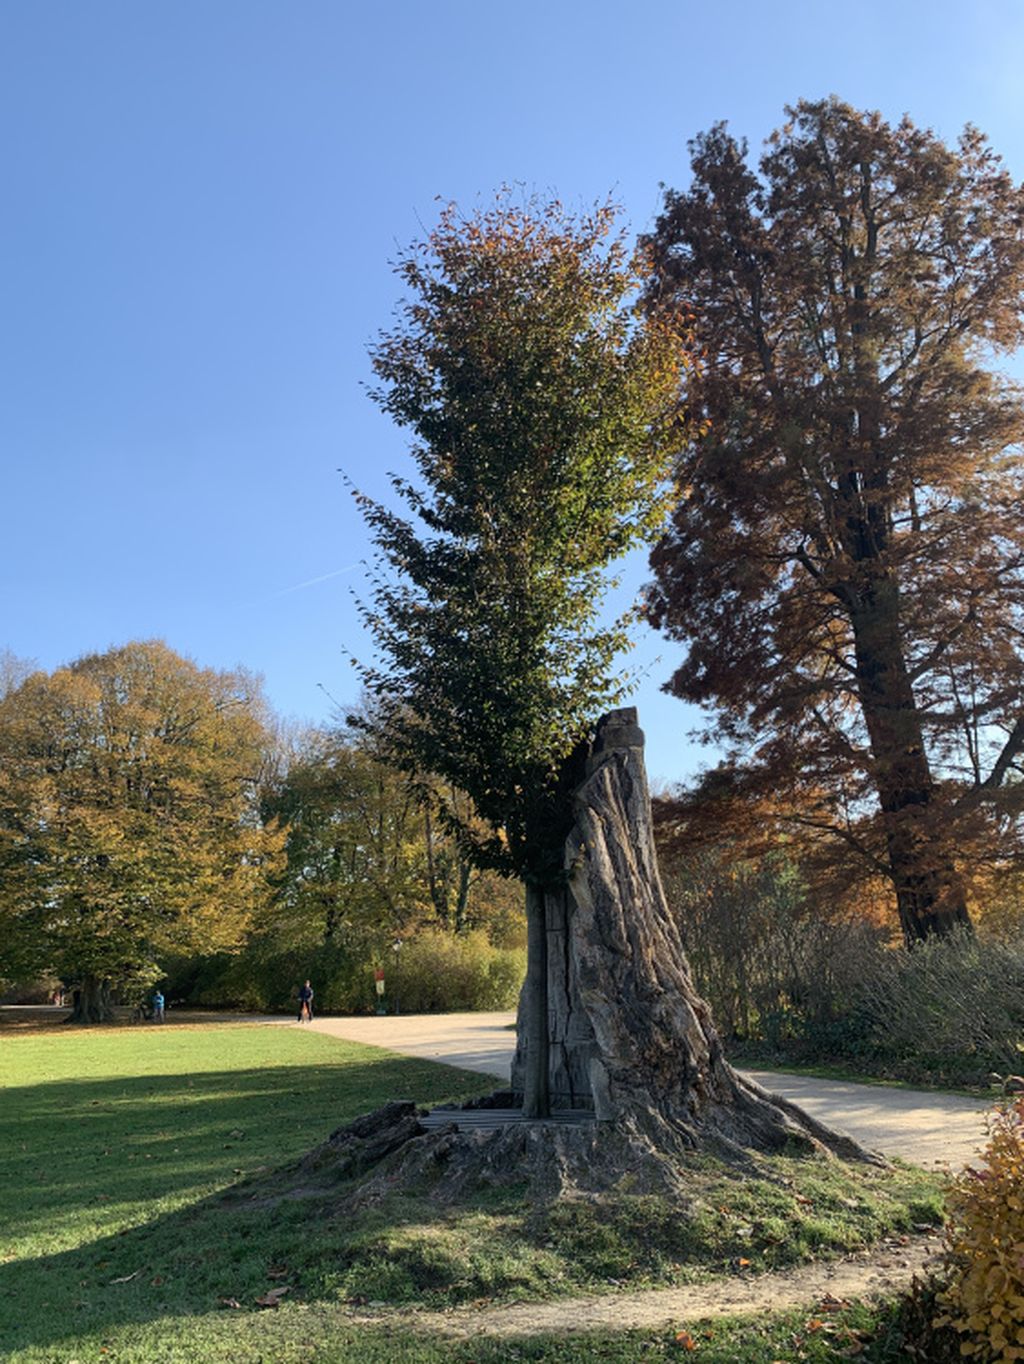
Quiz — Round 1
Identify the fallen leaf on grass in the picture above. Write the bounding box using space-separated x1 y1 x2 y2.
255 1286 290 1307
219 1297 242 1309
267 1266 290 1280
109 1270 140 1284
818 1293 850 1310
674 1330 698 1350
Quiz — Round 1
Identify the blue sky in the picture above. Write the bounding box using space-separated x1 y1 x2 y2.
3 0 1023 785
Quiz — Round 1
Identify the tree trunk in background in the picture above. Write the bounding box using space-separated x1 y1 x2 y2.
850 581 972 943
454 860 472 934
513 709 875 1160
68 973 114 1024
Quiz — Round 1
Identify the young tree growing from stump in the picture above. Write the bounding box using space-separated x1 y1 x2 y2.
354 191 873 1161
642 99 1024 944
356 193 689 1117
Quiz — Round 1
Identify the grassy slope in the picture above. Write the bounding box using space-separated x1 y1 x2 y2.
0 1021 945 1363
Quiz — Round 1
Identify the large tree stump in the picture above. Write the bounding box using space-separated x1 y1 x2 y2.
511 708 873 1161
276 709 880 1223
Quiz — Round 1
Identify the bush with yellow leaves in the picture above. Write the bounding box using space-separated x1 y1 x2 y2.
937 1090 1024 1360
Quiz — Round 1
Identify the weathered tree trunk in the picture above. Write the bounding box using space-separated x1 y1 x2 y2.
68 973 114 1024
283 708 879 1219
521 882 550 1118
849 580 971 943
511 708 875 1161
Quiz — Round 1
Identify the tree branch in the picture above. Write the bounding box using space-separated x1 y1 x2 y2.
956 715 1024 813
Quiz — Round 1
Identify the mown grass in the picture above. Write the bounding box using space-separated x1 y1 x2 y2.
0 1301 953 1363
0 1021 491 1359
1 1019 946 1363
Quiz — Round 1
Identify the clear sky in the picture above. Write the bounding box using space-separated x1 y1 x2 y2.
3 0 1022 785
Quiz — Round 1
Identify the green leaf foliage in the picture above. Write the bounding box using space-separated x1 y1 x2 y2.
356 192 692 883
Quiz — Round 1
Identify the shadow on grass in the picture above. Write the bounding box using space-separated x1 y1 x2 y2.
3 1062 488 1224
0 1056 494 1356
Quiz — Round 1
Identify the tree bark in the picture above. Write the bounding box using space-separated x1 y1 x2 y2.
68 973 114 1024
424 806 446 928
521 882 550 1118
454 860 472 933
849 578 971 943
510 708 876 1161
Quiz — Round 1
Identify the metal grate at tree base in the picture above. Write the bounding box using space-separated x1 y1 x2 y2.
420 1108 595 1132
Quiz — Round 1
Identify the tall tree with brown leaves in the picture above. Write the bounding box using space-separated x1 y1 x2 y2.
643 98 1024 944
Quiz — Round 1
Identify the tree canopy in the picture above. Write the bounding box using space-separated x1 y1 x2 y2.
643 98 1024 943
0 640 283 1020
356 192 692 886
262 726 426 946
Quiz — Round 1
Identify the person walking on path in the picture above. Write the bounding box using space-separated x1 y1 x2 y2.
297 979 314 1023
151 989 165 1022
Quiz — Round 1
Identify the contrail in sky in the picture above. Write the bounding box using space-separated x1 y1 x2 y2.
268 563 361 600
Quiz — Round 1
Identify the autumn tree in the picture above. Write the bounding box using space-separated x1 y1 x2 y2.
262 725 430 948
257 725 526 998
643 98 1024 943
356 193 690 1115
0 641 283 1021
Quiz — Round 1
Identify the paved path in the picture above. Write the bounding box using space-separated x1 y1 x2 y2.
280 1009 992 1169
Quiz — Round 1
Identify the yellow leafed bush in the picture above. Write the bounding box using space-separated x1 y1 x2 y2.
937 1092 1024 1360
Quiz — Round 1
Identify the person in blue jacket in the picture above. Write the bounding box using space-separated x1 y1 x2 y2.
297 980 314 1023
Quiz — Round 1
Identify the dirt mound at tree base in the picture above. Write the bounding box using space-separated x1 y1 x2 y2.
273 1097 881 1215
224 1095 942 1323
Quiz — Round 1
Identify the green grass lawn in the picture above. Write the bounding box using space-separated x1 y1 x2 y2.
0 1019 948 1363
0 1021 493 1360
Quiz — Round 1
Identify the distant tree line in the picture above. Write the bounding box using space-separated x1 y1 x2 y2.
0 641 523 1021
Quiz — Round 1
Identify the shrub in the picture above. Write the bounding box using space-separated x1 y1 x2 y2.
667 860 1024 1084
165 928 525 1015
849 929 1024 1085
937 1093 1024 1360
662 847 891 1047
387 930 525 1012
